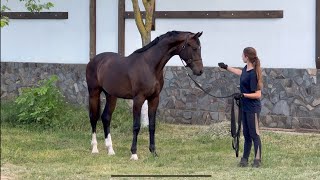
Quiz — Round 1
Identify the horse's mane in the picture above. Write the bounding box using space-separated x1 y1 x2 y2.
133 31 180 53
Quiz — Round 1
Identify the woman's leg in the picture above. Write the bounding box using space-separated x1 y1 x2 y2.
247 112 262 167
242 111 252 159
239 111 252 167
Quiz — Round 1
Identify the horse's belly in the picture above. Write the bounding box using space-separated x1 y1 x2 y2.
102 79 133 99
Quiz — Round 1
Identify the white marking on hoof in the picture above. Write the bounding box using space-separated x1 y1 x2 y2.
91 133 99 153
92 145 99 154
105 134 115 155
108 148 115 155
130 154 138 160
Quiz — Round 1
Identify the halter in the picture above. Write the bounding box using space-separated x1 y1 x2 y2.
178 35 202 67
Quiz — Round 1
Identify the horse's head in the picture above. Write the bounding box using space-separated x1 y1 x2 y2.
178 32 204 76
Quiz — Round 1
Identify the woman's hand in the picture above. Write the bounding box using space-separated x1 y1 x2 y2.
234 93 244 100
243 90 262 99
218 62 242 76
218 62 228 69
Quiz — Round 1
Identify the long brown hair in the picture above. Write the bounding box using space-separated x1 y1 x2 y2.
243 47 263 90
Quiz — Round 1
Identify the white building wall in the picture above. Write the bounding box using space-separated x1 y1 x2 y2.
125 0 316 69
96 0 118 55
0 0 89 64
1 0 317 69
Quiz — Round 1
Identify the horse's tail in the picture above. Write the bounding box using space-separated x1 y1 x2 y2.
86 53 106 87
86 52 112 80
86 56 102 122
86 56 99 82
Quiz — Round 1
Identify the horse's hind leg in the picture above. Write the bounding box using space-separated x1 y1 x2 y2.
101 93 117 155
88 88 102 153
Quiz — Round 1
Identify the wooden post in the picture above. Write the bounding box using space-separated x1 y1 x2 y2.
151 2 155 30
89 0 96 61
118 0 125 56
316 0 320 69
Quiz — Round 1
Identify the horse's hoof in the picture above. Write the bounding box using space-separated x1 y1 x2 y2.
130 154 138 160
92 148 99 154
91 142 99 153
108 148 115 155
152 152 158 157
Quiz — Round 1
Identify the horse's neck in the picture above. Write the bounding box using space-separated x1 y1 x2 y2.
150 39 181 73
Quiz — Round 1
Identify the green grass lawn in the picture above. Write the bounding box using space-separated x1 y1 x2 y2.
1 99 320 180
1 122 320 180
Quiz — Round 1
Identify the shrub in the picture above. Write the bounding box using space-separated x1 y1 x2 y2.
15 75 63 128
2 75 133 132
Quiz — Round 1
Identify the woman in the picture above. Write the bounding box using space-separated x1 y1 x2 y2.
218 47 263 168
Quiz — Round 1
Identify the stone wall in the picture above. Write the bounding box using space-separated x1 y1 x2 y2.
1 62 319 130
158 67 320 130
1 62 88 105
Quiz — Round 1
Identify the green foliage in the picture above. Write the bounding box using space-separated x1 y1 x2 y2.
0 4 10 27
1 99 89 132
0 0 54 28
21 0 54 13
1 4 10 11
0 100 18 126
14 75 63 128
1 76 132 132
0 15 9 27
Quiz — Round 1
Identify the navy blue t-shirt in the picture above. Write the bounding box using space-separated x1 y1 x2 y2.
240 66 261 113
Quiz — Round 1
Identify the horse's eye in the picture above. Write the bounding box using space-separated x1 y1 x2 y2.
193 46 200 50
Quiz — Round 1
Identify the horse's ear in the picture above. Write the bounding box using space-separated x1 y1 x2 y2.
193 31 203 38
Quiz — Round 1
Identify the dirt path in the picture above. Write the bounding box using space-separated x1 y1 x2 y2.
261 127 320 135
1 175 15 180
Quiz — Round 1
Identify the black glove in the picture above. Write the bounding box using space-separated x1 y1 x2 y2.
234 93 244 100
218 62 228 70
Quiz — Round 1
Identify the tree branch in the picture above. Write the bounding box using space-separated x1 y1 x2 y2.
143 0 155 33
132 0 146 37
142 0 149 8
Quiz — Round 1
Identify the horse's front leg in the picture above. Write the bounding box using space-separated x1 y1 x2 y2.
130 96 145 160
148 95 160 157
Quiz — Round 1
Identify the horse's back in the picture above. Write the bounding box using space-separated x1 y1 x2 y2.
87 52 122 72
86 52 133 97
89 52 120 65
86 52 121 87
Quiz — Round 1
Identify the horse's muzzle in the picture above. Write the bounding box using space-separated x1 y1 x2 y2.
194 70 203 76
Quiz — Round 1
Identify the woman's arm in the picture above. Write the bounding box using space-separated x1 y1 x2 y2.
218 62 242 76
243 90 261 99
226 66 242 76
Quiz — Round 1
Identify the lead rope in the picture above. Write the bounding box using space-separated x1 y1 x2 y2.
177 41 241 157
231 98 242 157
179 56 236 99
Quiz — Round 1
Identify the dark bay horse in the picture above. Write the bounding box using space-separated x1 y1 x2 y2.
86 31 203 160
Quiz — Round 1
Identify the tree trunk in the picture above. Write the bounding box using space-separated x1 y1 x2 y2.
131 0 155 127
142 32 151 46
